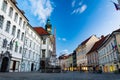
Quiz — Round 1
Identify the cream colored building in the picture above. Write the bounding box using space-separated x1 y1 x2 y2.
76 35 99 71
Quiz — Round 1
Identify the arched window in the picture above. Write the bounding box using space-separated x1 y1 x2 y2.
1 0 7 12
0 15 4 29
8 7 13 18
11 25 16 36
5 21 11 33
17 29 20 39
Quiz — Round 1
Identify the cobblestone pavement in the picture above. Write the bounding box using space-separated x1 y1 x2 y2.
0 72 120 80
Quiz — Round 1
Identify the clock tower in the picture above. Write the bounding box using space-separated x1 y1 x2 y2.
45 19 52 34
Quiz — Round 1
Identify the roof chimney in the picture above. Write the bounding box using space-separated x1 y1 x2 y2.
101 35 104 39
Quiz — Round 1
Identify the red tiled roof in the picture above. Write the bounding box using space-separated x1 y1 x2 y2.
33 27 49 35
80 36 91 45
58 55 68 59
87 35 108 55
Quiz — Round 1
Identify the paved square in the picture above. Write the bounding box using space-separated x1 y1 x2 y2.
0 72 120 80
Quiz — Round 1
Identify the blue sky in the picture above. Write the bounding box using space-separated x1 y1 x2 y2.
17 0 120 56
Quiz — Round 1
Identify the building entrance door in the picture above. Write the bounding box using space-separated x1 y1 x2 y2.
31 63 34 71
1 57 9 72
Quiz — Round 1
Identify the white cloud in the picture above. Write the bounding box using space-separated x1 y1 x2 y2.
29 0 54 25
58 37 67 41
72 0 76 7
71 4 87 14
80 5 87 13
62 38 66 41
60 49 69 54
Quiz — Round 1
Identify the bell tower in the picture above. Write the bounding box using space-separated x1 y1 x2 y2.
45 18 52 34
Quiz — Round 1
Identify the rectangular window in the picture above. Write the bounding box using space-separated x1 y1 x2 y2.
14 13 18 22
5 21 11 33
19 47 22 54
11 25 16 36
1 0 7 12
0 16 4 29
17 29 20 39
15 42 18 52
29 40 32 48
2 39 7 48
23 21 25 29
21 32 24 41
8 7 13 18
42 50 46 58
9 40 13 50
19 17 22 26
43 38 46 44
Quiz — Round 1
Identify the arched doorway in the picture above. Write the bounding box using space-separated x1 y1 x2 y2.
31 63 34 71
1 57 9 72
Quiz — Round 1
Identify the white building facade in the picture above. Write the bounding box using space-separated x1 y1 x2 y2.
20 24 41 72
0 0 56 72
98 30 120 72
0 0 28 72
34 26 55 72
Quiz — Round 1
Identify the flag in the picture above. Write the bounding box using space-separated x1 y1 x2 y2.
111 43 114 49
15 41 18 47
112 2 120 10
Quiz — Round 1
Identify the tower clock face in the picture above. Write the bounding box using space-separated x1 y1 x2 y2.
47 28 51 31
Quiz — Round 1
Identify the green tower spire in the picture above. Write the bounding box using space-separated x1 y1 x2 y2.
45 18 52 34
